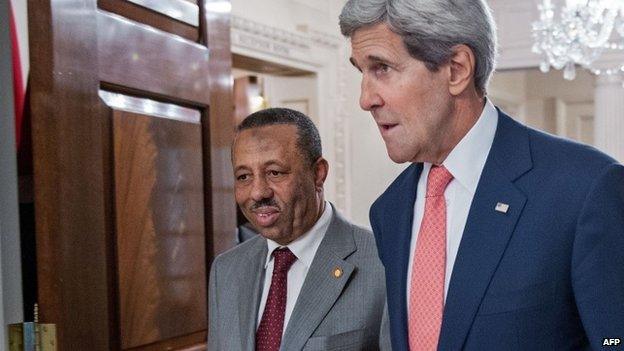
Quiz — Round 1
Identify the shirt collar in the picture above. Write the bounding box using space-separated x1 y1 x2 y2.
265 201 333 269
441 98 498 194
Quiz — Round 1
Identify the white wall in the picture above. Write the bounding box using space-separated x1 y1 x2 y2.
263 75 318 124
489 0 542 70
524 69 595 102
11 0 29 77
343 68 408 227
232 0 337 35
490 68 596 143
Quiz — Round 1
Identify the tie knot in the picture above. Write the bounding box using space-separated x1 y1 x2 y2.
272 248 297 273
426 165 453 197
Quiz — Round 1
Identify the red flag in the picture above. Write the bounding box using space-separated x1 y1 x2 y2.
10 1 25 151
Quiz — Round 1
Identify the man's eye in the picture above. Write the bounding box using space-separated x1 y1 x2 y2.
375 64 390 74
268 170 281 177
236 174 249 181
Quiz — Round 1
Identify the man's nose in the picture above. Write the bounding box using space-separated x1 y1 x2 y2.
250 176 273 202
359 76 383 111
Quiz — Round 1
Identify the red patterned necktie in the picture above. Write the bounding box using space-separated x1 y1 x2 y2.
256 247 298 351
408 165 454 351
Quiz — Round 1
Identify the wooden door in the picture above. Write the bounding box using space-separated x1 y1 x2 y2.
27 0 237 349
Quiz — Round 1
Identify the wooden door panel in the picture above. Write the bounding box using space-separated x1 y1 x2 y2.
101 91 207 349
28 2 115 349
29 0 236 349
98 0 199 41
126 332 206 351
98 10 210 105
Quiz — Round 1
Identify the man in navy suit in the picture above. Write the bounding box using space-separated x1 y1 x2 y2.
339 0 624 350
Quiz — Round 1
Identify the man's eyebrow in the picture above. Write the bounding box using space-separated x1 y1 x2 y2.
367 55 391 64
234 160 287 173
234 165 250 173
349 55 391 70
264 160 291 170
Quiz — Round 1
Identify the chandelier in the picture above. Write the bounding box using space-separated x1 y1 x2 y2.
532 0 624 80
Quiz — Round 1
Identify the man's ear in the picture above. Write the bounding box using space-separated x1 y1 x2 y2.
313 157 329 190
448 44 476 96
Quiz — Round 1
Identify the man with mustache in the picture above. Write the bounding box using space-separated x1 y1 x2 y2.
339 0 624 350
208 108 389 350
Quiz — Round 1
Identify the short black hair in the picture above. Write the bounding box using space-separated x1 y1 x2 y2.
237 108 322 165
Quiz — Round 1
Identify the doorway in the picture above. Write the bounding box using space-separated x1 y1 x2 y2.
232 53 318 126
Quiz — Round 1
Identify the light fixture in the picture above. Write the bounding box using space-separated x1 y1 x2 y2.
532 0 624 80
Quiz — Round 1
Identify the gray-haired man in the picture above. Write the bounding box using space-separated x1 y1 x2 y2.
340 0 624 350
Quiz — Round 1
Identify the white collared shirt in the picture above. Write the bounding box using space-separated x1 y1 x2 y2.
256 201 333 335
407 99 498 306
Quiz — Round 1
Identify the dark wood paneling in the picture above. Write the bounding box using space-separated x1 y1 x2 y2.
98 0 198 41
126 331 206 351
111 108 206 349
30 0 235 349
202 1 237 258
28 0 115 349
97 10 211 106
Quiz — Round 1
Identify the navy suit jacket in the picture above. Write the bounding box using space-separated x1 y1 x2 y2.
370 110 624 350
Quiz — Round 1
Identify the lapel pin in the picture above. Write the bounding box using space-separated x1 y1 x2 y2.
495 202 510 213
333 267 343 278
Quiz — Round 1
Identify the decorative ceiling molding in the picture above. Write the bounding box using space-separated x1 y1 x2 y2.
309 29 341 49
231 15 341 64
231 16 308 49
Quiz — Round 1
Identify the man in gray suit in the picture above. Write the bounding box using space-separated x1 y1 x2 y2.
208 108 388 350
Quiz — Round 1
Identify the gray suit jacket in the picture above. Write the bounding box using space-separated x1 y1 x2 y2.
208 206 389 350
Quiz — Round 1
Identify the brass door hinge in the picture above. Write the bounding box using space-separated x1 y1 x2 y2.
8 304 57 351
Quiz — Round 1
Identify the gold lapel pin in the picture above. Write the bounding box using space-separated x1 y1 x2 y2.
495 202 510 213
333 267 343 278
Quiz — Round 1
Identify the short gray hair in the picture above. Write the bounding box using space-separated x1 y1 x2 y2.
339 0 497 95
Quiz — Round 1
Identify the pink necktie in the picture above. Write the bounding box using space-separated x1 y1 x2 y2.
409 165 453 351
256 248 297 351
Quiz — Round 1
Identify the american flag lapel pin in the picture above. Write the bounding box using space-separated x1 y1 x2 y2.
495 202 509 213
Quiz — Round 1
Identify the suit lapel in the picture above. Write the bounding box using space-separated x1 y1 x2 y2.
438 111 532 350
280 209 357 351
237 238 267 351
384 163 422 351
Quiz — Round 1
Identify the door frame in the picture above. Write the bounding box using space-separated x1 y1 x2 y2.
27 0 236 349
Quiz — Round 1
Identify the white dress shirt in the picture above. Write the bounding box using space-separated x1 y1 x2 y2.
256 201 333 335
407 100 498 306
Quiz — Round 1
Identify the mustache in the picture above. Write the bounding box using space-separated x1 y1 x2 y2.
250 198 279 210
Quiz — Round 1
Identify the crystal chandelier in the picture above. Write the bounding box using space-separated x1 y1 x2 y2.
532 0 624 80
